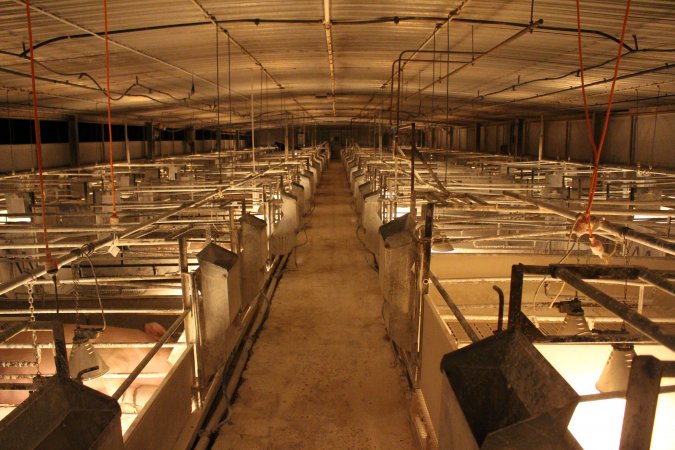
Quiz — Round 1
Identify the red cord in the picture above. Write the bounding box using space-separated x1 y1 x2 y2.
25 0 55 270
576 0 632 236
103 0 118 223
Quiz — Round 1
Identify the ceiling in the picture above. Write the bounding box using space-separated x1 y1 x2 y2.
0 0 674 128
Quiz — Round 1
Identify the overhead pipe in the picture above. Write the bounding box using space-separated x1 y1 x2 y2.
420 19 543 93
13 0 246 100
0 309 184 316
357 1 472 120
387 50 482 126
390 18 542 131
431 204 675 218
24 14 640 59
435 276 671 287
0 66 207 123
26 275 182 285
389 1 471 89
0 240 181 250
0 342 184 349
450 62 674 117
504 191 675 256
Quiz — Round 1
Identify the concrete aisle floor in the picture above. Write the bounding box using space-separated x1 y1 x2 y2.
213 158 415 450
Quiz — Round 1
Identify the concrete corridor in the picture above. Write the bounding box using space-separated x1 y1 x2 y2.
213 158 415 449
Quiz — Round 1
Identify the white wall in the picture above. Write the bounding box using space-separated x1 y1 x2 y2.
451 111 675 170
0 137 251 173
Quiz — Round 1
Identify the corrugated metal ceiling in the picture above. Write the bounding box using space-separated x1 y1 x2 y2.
0 0 673 128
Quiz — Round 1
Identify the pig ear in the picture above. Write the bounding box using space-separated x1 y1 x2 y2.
144 322 167 341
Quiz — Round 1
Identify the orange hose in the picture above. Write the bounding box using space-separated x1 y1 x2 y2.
103 0 118 222
25 0 55 270
576 0 632 236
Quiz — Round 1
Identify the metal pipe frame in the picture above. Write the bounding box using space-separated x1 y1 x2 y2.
620 357 675 449
504 191 675 256
507 263 675 352
111 310 188 400
429 272 480 343
0 158 291 296
346 147 673 262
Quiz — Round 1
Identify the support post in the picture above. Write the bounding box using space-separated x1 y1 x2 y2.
284 120 289 162
178 237 204 400
145 121 155 161
378 112 382 159
507 264 524 329
410 123 416 217
619 356 663 450
416 203 434 383
538 114 544 161
68 115 79 168
124 121 130 164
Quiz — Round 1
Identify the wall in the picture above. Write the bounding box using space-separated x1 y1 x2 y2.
448 110 675 170
3 111 673 172
0 137 246 173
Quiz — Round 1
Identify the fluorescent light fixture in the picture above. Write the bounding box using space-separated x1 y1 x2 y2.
0 209 31 223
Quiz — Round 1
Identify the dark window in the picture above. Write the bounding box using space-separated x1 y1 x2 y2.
159 129 185 141
196 129 215 140
126 125 145 141
78 122 125 142
0 118 68 144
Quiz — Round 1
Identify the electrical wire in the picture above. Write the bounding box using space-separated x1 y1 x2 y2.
103 0 119 223
81 249 107 331
25 0 55 271
531 215 582 324
576 0 632 236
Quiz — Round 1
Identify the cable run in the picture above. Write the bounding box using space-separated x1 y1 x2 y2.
25 0 57 273
103 0 119 224
576 0 632 236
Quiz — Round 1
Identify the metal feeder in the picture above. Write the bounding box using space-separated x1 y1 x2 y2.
197 243 242 381
238 213 268 307
439 329 581 450
269 192 299 256
0 376 122 450
378 213 415 352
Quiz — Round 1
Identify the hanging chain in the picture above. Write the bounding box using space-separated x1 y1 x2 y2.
620 235 631 332
27 283 41 376
72 261 80 326
623 235 631 303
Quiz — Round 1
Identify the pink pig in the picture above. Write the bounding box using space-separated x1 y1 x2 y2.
0 322 175 412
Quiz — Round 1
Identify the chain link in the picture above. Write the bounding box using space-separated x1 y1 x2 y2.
26 283 41 376
72 262 80 326
623 236 631 303
621 236 631 333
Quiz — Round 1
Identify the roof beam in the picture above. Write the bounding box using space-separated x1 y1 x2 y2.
323 0 336 116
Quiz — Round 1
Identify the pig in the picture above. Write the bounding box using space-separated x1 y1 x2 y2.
0 322 177 415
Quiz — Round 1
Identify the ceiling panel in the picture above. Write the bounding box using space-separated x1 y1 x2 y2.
0 0 673 127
